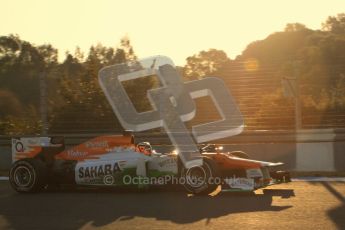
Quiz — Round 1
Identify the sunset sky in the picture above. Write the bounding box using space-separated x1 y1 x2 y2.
1 0 344 65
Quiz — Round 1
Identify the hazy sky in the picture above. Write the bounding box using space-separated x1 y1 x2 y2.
1 0 344 65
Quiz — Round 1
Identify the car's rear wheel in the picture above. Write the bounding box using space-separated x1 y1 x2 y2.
9 159 47 193
181 157 220 195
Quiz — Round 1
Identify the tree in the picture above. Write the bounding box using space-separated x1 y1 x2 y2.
183 49 231 80
1 106 42 135
120 36 137 61
48 36 155 133
322 13 345 34
0 90 22 118
0 35 47 134
285 23 307 32
218 17 345 130
37 44 58 66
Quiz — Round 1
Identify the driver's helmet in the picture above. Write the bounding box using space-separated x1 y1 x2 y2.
136 142 152 156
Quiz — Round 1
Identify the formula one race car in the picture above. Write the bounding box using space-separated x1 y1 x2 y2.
9 134 290 194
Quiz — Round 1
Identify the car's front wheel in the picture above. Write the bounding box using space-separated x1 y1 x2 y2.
181 157 220 195
9 159 47 193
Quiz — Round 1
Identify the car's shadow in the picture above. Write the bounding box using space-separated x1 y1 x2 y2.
315 181 345 230
0 183 294 229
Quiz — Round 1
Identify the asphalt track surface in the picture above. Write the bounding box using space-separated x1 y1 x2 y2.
0 181 344 230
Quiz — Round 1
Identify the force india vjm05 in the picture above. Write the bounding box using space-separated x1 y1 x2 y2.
9 134 290 194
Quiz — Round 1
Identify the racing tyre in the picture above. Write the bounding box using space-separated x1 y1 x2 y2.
230 151 249 159
181 157 220 195
9 159 47 193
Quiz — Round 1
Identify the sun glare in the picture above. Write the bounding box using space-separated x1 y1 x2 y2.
244 58 259 72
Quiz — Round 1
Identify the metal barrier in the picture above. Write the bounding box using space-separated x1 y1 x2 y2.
1 129 345 172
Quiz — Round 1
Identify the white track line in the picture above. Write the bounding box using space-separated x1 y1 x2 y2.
292 177 345 182
0 177 9 181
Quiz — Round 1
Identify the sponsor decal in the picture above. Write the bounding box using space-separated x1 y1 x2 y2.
15 142 24 152
78 162 122 179
85 141 109 148
67 150 87 158
118 160 127 168
158 158 176 168
27 139 39 145
106 146 135 153
246 168 263 178
225 177 255 190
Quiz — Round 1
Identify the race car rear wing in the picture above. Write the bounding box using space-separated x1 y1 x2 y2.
11 136 65 163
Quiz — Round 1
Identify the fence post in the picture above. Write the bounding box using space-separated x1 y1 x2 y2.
40 72 48 135
281 61 302 130
294 62 302 130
